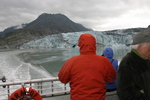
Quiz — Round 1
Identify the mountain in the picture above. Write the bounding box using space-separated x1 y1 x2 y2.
0 13 92 49
0 24 26 37
24 13 92 33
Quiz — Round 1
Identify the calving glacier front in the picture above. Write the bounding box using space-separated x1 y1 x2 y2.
19 30 137 49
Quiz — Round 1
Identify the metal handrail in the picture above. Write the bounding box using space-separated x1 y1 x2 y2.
0 77 70 100
0 77 117 100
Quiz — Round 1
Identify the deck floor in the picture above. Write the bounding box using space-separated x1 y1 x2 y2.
43 94 119 100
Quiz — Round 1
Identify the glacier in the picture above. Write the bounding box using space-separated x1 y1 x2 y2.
19 29 138 49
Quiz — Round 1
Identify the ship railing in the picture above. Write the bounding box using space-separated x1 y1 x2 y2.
0 77 70 100
0 77 117 100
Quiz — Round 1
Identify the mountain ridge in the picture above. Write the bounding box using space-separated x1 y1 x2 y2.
0 13 92 49
0 13 148 49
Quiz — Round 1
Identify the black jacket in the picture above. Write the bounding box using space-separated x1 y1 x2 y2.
117 50 150 100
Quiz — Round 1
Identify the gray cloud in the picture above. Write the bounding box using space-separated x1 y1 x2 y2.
0 0 150 32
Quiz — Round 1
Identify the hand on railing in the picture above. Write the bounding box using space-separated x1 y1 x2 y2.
0 76 6 88
1 76 6 82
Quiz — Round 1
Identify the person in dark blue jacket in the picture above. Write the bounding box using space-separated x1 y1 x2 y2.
102 48 118 92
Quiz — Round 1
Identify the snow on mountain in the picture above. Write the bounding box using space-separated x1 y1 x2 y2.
19 29 138 49
14 24 26 29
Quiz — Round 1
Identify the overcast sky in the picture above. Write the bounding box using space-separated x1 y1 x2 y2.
0 0 150 32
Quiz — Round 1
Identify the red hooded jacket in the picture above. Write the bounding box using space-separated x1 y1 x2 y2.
58 34 116 100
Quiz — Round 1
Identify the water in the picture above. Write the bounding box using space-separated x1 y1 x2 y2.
0 46 130 99
0 46 131 81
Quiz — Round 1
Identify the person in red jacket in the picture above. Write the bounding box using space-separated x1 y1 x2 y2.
58 34 116 100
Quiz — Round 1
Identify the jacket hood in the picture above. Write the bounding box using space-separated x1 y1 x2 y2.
103 48 114 59
78 34 96 54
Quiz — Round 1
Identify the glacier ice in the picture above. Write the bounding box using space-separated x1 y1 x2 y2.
19 30 137 49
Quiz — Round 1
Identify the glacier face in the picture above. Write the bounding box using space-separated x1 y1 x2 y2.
19 30 137 49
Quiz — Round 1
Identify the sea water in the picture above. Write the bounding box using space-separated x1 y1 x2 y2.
0 46 130 99
0 46 131 81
